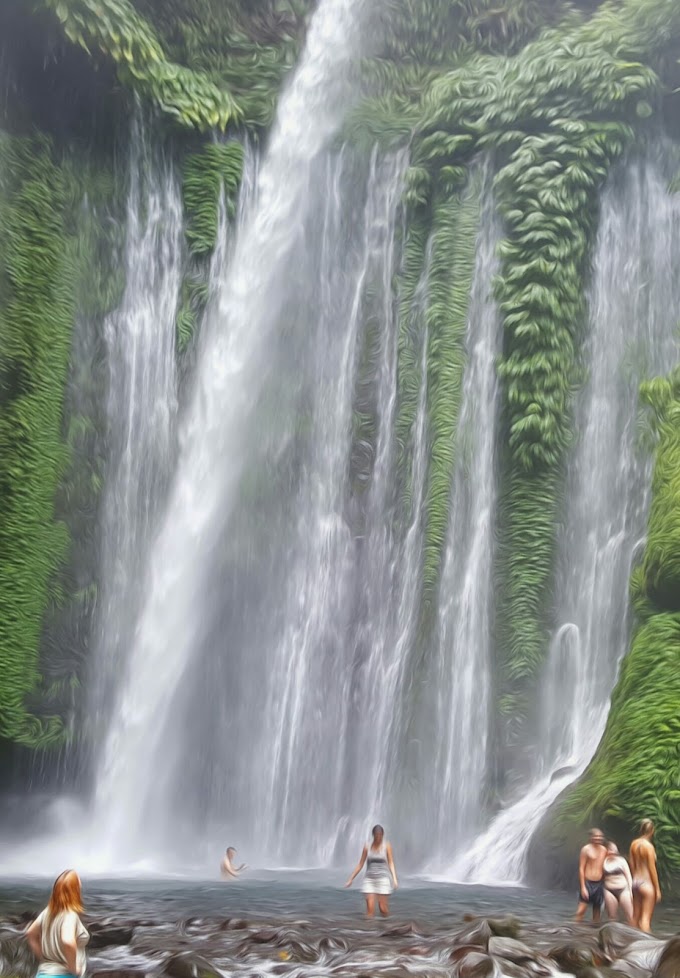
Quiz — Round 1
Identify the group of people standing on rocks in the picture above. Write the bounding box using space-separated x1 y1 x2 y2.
577 820 661 932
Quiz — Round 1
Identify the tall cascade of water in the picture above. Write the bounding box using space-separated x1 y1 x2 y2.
423 190 502 858
453 157 680 884
85 121 181 760
92 0 377 867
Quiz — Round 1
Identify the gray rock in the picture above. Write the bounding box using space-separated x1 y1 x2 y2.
599 923 655 959
218 918 248 931
488 937 536 963
454 919 492 949
624 939 666 972
88 926 135 948
549 942 597 974
455 950 495 978
653 937 680 978
488 916 522 940
162 953 221 978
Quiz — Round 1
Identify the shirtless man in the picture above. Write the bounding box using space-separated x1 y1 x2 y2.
629 819 661 932
221 846 247 880
575 828 608 922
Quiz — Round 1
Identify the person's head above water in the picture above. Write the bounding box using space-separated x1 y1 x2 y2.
226 847 236 857
639 818 655 838
48 869 83 915
589 828 606 846
371 825 384 845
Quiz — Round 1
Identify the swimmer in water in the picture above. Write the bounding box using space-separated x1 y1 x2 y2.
629 819 661 932
221 847 247 880
344 824 398 918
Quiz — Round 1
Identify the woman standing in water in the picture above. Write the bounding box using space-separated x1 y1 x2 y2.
630 819 661 932
603 841 634 924
25 870 89 978
345 824 398 917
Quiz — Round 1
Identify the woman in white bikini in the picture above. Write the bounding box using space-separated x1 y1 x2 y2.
603 842 634 924
345 824 398 918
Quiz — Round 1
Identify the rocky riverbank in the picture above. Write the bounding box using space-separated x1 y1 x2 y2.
1 910 679 978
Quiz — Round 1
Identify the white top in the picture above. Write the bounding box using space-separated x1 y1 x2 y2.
35 908 89 976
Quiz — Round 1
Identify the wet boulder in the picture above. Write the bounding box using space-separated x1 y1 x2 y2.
488 937 536 963
549 942 599 974
653 937 680 978
318 935 349 953
88 925 135 948
382 922 419 938
453 918 492 949
218 918 248 931
599 924 655 959
621 938 666 974
455 950 495 978
248 927 280 944
161 952 221 978
488 916 522 939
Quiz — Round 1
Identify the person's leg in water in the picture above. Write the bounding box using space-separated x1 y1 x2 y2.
365 894 376 918
377 895 389 918
575 897 589 922
592 895 603 924
636 882 656 932
604 890 619 921
618 889 634 926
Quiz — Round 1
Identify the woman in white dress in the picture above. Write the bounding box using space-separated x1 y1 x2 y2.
25 870 89 978
345 824 398 917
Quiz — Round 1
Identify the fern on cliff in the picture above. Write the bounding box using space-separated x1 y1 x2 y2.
0 134 76 747
41 0 242 130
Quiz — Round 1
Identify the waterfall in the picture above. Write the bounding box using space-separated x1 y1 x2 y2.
91 0 376 867
425 189 502 858
251 150 408 865
453 156 680 884
85 119 181 758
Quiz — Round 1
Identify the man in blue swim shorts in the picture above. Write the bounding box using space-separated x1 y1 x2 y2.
575 828 608 922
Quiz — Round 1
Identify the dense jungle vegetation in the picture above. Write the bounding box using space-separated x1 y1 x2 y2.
0 0 679 885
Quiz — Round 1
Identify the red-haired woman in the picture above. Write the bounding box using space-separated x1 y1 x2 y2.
25 871 89 977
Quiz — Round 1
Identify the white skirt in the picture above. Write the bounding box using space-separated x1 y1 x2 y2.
362 876 392 895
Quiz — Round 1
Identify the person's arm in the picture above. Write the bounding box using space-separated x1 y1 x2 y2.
578 847 588 901
24 917 43 961
344 847 367 887
59 915 79 976
648 847 661 902
386 843 398 889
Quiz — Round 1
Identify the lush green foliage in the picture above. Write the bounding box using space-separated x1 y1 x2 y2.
0 135 76 747
640 372 680 611
41 0 242 130
177 141 244 352
421 172 481 623
544 370 680 881
183 142 244 257
136 0 311 128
